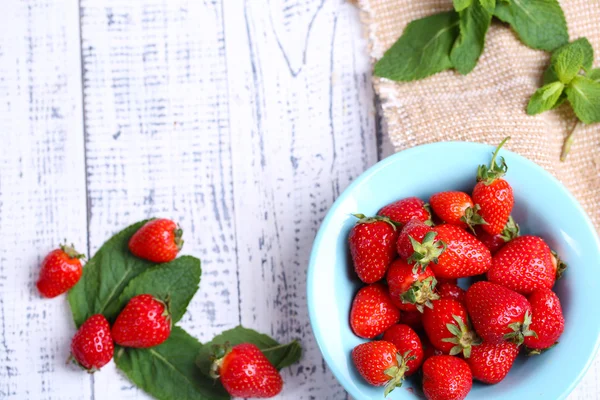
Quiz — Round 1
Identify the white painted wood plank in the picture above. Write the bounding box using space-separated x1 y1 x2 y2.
0 0 89 399
79 1 238 398
223 0 377 398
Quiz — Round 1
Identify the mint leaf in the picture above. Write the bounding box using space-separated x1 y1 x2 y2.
479 0 496 13
196 326 303 377
589 68 600 82
566 76 600 124
555 45 584 84
451 1 492 74
494 0 568 51
374 12 460 81
68 220 154 327
545 38 595 84
454 0 473 12
115 327 229 400
527 81 565 115
118 256 201 323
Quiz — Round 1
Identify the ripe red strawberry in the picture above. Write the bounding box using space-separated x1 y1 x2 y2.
378 197 432 225
429 191 485 230
430 224 492 279
400 310 423 331
348 215 399 283
436 277 457 286
488 235 561 295
437 282 465 304
387 259 439 312
421 335 444 361
36 245 84 298
129 219 183 263
524 288 565 352
112 294 172 348
70 314 114 371
396 219 446 268
466 342 519 384
466 281 535 345
474 216 519 254
352 341 410 396
422 356 472 400
350 283 401 339
382 324 424 376
210 343 283 398
422 299 480 357
472 138 514 235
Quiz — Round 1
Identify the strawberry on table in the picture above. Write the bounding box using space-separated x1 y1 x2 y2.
36 244 84 298
378 197 432 226
429 191 485 230
210 343 283 398
430 224 492 279
128 218 183 263
70 314 114 371
488 235 561 295
466 342 519 384
386 259 439 312
351 341 410 396
474 216 519 254
348 214 399 284
466 281 536 345
472 137 514 235
396 218 446 268
422 299 480 357
422 355 472 400
437 282 466 304
382 324 424 376
524 288 565 353
350 283 401 339
112 294 172 348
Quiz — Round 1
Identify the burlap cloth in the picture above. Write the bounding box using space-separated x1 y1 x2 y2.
358 0 600 230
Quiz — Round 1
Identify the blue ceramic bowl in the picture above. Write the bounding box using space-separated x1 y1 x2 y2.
307 141 600 400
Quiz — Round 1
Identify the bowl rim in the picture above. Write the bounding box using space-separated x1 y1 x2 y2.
307 140 600 400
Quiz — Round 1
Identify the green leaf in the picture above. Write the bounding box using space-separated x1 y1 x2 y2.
451 1 492 74
479 0 496 13
566 76 600 124
374 12 460 81
115 326 229 400
544 38 595 84
68 220 154 327
493 0 568 51
196 326 303 377
587 68 600 82
555 46 584 84
119 256 201 323
454 0 473 12
527 81 565 115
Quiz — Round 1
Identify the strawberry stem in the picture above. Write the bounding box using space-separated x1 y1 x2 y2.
477 137 510 185
400 277 439 313
352 214 399 231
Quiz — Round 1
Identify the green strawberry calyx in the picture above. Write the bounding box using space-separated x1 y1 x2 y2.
551 250 567 280
525 342 558 356
407 231 447 270
441 315 481 358
423 203 434 226
60 243 86 260
504 311 537 346
477 136 510 185
174 226 184 250
383 351 414 397
461 204 487 233
352 214 399 231
500 216 520 242
208 342 232 379
400 276 440 313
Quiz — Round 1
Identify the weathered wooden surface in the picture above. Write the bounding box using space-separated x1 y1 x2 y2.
0 0 599 399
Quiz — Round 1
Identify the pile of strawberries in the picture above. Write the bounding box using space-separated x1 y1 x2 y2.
348 139 566 400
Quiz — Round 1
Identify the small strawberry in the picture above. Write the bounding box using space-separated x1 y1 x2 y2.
387 259 439 312
466 281 536 345
112 294 172 348
422 356 472 400
396 219 446 268
378 197 432 226
348 214 399 284
488 235 561 295
350 283 401 339
351 341 410 396
429 191 485 230
421 335 444 361
400 310 423 332
466 342 519 384
210 343 283 398
524 288 565 352
36 244 84 298
429 224 492 279
472 137 514 235
437 282 465 304
70 314 114 371
128 219 183 263
382 324 424 376
422 299 480 357
474 216 519 255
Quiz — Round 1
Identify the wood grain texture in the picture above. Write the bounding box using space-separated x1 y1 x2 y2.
0 0 89 399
